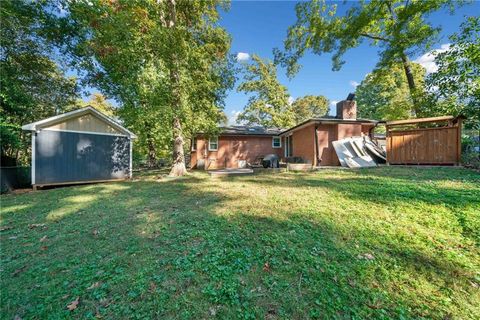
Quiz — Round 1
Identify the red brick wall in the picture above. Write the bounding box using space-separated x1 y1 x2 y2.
191 135 283 169
316 123 370 166
316 124 339 166
291 124 316 165
337 123 362 140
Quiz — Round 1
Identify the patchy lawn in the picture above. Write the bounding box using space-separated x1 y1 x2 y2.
1 167 479 319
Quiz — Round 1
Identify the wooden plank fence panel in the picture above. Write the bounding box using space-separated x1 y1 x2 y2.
386 126 460 165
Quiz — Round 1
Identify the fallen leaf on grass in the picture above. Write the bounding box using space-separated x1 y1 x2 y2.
28 223 46 229
0 226 13 232
12 265 27 277
92 229 99 236
67 297 79 311
366 302 383 309
40 246 48 251
263 262 270 272
14 315 22 320
87 282 101 290
357 253 375 260
39 235 47 242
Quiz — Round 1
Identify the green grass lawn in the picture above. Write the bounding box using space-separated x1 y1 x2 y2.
1 167 479 319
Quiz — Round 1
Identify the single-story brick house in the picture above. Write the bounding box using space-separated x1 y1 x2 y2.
190 99 379 169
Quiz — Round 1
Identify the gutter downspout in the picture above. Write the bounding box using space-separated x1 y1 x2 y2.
314 123 320 167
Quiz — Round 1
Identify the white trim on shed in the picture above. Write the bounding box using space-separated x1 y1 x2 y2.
22 107 136 188
22 106 137 139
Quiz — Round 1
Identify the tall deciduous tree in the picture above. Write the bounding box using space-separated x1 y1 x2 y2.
0 0 78 165
427 17 480 129
275 0 461 114
291 95 329 123
60 0 234 175
356 62 426 121
237 55 329 127
237 55 294 128
71 93 115 117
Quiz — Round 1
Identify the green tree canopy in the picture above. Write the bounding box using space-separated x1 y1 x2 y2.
427 17 480 129
59 0 235 174
356 62 426 121
237 55 329 128
275 0 461 114
71 93 116 117
237 55 293 128
0 0 78 164
291 95 329 123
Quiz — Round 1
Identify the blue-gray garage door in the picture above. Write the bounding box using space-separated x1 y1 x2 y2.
35 130 130 185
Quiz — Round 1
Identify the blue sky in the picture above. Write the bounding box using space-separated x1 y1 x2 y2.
217 0 480 122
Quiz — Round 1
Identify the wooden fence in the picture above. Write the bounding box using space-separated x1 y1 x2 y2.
386 116 462 165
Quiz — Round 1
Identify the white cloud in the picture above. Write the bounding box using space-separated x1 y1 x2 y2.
414 43 450 74
349 80 359 88
288 96 295 105
330 100 338 106
228 110 243 125
236 52 250 62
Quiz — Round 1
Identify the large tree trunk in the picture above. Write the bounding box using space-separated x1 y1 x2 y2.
401 53 420 116
167 0 187 177
168 63 187 176
170 115 186 176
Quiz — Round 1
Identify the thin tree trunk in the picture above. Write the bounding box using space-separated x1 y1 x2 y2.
167 0 187 177
401 53 420 116
146 135 157 168
142 120 157 168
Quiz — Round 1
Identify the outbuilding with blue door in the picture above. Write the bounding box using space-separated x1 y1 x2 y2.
22 107 136 189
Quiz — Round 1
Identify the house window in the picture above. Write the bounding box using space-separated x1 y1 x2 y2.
272 137 281 148
208 137 218 151
191 137 197 151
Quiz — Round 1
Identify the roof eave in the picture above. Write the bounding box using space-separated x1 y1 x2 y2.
279 118 379 136
21 106 137 139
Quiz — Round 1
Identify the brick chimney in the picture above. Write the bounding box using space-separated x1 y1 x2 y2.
336 93 357 120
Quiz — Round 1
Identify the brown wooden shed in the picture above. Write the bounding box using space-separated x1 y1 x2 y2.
386 116 462 165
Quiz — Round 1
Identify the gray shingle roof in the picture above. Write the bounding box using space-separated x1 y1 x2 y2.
219 126 283 136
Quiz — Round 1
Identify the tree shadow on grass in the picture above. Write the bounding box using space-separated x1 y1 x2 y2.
233 167 480 245
0 171 478 319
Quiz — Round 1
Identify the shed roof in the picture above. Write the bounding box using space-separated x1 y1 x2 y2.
21 106 137 138
385 115 456 126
